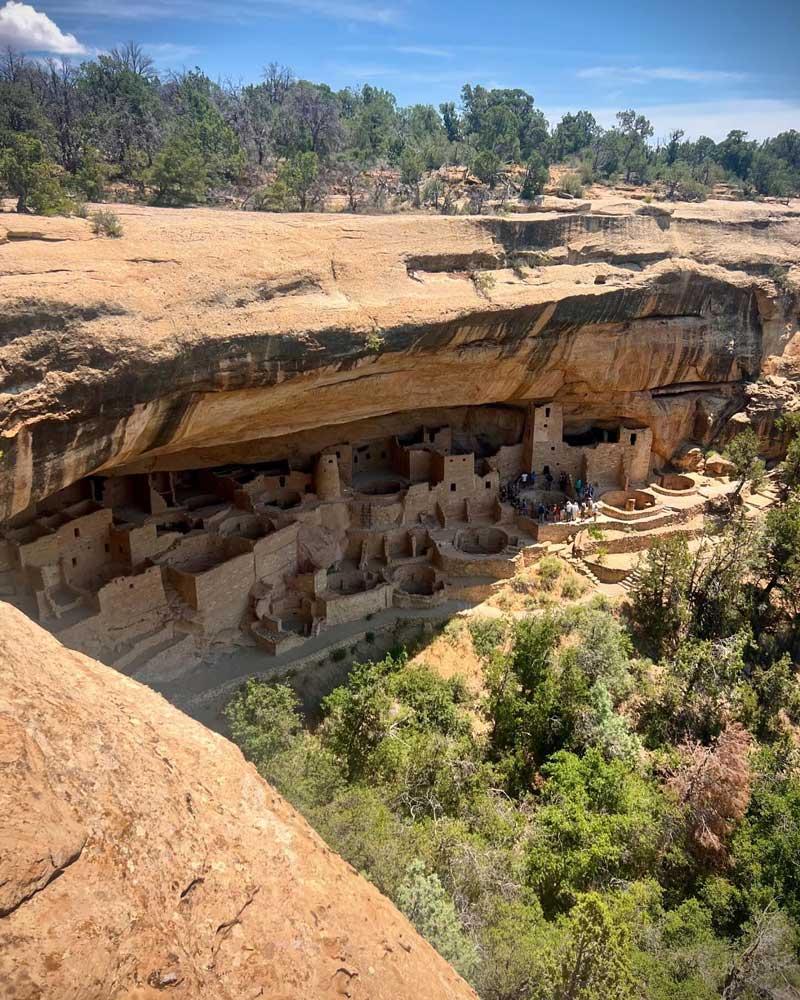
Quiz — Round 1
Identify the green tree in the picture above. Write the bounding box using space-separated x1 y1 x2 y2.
521 151 549 199
275 150 320 210
0 134 70 214
551 110 599 160
472 148 502 187
629 535 692 657
225 678 303 771
399 146 425 206
396 860 478 979
148 135 208 205
537 893 636 1000
73 145 110 201
724 427 766 501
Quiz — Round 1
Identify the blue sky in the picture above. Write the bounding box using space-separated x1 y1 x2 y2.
2 0 799 140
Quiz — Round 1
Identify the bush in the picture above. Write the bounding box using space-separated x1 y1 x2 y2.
90 210 123 238
396 860 479 979
537 556 564 589
0 134 72 215
560 172 584 198
472 270 496 297
149 135 208 206
468 618 506 659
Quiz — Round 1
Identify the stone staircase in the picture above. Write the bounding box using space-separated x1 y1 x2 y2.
567 554 601 586
620 565 646 593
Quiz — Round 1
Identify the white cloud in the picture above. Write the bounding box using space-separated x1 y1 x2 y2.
0 0 86 53
542 99 800 142
577 65 748 84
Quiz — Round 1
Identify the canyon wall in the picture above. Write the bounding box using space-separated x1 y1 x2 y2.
0 600 477 1000
1 197 799 521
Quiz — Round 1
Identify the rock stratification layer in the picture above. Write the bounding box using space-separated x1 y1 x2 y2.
1 198 798 522
0 601 477 1000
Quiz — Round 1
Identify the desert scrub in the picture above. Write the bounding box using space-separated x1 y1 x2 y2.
526 250 555 267
560 172 583 198
588 524 605 541
365 330 385 352
560 574 589 601
91 210 123 237
594 545 608 565
472 270 496 297
331 647 348 662
537 555 564 589
770 265 794 294
468 618 506 659
442 619 465 647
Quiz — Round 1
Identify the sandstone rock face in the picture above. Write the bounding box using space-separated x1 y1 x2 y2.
0 601 477 1000
1 197 798 521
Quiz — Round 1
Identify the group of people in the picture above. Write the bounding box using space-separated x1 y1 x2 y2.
537 497 598 524
500 467 601 523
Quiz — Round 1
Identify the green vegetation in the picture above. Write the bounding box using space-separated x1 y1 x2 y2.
2 46 798 215
226 450 800 997
90 209 123 237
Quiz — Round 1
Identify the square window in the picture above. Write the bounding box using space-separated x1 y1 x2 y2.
353 455 359 464
630 433 637 445
71 557 77 567
104 543 110 553
485 481 491 489
545 407 550 417
74 527 80 538
450 483 456 492
336 451 341 459
279 477 286 487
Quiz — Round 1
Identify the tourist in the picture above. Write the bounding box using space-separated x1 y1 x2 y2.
530 470 537 489
537 502 546 523
575 477 583 499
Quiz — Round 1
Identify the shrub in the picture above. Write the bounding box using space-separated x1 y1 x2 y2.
472 270 496 297
560 172 584 198
331 647 348 662
0 135 72 215
396 860 479 979
770 265 794 293
468 618 506 659
537 556 564 589
561 574 588 601
90 210 123 238
149 135 208 206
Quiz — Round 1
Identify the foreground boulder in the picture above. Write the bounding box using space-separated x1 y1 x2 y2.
0 601 477 1000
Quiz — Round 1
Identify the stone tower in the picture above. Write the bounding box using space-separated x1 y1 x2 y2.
314 453 342 500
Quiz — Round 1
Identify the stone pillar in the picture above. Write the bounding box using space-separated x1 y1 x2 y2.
314 454 342 500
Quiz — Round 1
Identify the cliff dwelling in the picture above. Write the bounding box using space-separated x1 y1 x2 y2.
0 399 710 676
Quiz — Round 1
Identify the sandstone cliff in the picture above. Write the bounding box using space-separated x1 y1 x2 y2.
0 601 477 1000
1 197 799 521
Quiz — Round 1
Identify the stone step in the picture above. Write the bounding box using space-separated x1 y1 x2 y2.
113 624 175 671
127 633 198 682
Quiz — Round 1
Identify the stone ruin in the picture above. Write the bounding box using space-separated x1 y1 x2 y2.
0 401 709 677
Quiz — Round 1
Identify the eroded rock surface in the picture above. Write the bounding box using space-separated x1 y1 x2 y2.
0 601 477 1000
1 197 799 522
